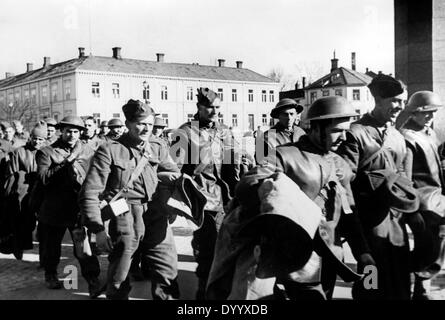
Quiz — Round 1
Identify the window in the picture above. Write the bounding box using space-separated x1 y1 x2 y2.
269 90 275 102
41 108 50 118
335 89 343 97
262 90 267 102
232 89 237 102
51 83 58 102
232 114 238 127
248 89 254 102
218 113 224 124
187 113 194 122
30 87 36 104
353 89 360 100
161 85 168 100
53 113 59 122
65 110 72 116
310 91 317 104
91 82 100 98
64 80 71 100
217 88 223 101
143 84 150 101
162 113 169 126
262 114 268 126
186 87 193 101
248 114 255 131
14 90 20 105
0 93 4 108
112 83 120 98
322 90 330 97
42 86 48 104
8 92 13 105
24 88 29 104
113 113 120 118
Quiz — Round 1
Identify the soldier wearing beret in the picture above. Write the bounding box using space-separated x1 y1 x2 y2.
336 73 414 300
79 99 180 300
255 98 306 164
35 116 101 294
171 88 241 299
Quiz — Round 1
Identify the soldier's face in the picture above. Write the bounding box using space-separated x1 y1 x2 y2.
126 115 154 143
47 126 56 138
278 108 298 128
14 122 23 133
109 126 124 138
61 126 81 147
4 127 14 141
198 104 220 123
84 119 97 137
30 135 46 150
375 91 407 123
311 118 351 152
412 110 436 128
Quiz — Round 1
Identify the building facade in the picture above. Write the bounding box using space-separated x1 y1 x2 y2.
0 47 280 133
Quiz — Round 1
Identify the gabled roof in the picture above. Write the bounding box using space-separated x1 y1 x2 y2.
304 67 373 90
0 55 276 89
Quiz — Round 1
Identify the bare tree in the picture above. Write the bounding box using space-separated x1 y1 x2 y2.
0 101 35 128
267 67 291 91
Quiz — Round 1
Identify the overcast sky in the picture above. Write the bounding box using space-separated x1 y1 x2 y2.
0 0 394 87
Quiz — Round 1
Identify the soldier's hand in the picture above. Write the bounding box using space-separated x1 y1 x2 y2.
96 230 113 253
66 141 83 162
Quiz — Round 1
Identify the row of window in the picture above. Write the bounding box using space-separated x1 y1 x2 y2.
0 80 72 107
92 82 275 103
310 88 361 103
187 113 270 129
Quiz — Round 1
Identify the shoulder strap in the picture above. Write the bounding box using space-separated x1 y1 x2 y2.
108 149 151 203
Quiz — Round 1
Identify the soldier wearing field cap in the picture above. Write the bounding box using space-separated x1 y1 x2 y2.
44 117 58 145
35 115 100 293
336 73 415 300
172 88 241 299
105 118 125 141
398 91 445 299
79 99 180 300
255 98 305 164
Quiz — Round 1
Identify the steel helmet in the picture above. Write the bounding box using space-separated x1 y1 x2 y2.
270 98 304 118
56 115 86 130
306 96 357 121
100 120 108 128
107 118 124 127
405 91 443 113
44 117 57 127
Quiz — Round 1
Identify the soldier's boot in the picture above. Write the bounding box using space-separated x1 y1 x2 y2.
45 274 62 290
87 277 106 299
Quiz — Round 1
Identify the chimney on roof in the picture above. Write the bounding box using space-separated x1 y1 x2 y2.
351 52 356 71
43 57 51 68
295 81 300 90
236 61 243 69
5 72 14 79
378 70 382 75
218 59 225 67
156 53 165 63
112 47 122 59
331 51 339 72
26 63 33 72
302 77 306 89
78 47 85 58
366 67 369 73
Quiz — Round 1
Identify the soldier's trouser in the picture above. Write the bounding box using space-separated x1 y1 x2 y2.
106 203 145 300
39 222 100 281
140 223 179 299
191 210 222 300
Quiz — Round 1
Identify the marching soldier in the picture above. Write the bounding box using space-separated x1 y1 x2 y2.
36 116 101 295
79 99 180 300
98 120 109 139
255 98 305 164
12 120 30 141
336 73 415 300
81 116 103 150
399 91 445 299
172 88 240 299
210 96 374 300
44 117 58 145
105 118 125 142
153 117 167 139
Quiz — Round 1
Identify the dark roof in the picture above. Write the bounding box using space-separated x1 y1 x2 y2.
304 67 373 90
279 89 305 100
0 56 276 89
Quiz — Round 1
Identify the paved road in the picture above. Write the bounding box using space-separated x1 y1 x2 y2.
1 217 445 300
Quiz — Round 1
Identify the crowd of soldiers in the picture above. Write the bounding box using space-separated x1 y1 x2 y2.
0 74 445 301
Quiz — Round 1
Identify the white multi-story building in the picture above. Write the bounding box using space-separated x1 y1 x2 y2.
0 47 280 132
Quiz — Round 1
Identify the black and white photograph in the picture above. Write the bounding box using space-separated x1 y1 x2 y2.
0 0 445 307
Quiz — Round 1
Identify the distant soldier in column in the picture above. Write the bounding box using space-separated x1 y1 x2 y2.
104 118 125 142
152 117 168 140
98 120 110 139
44 117 58 145
13 120 30 141
81 116 103 150
2 121 26 150
255 98 305 164
36 116 101 296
